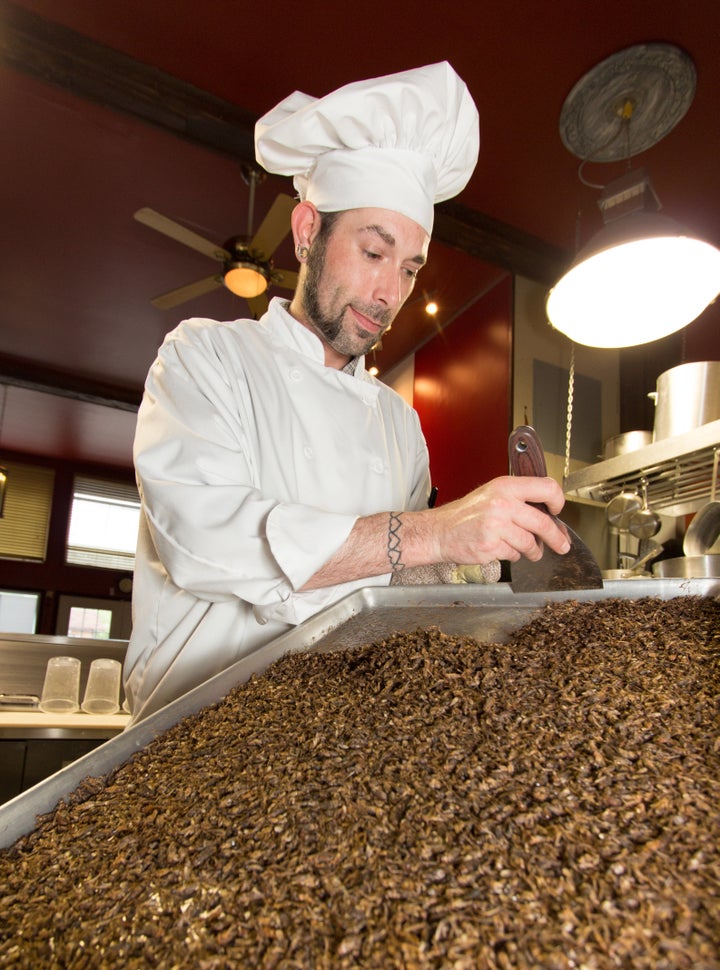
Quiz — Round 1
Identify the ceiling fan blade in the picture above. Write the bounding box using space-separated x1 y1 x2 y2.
151 274 223 310
272 268 299 291
250 194 296 259
247 293 269 319
135 207 230 262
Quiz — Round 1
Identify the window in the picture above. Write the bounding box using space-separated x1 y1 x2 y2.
0 590 40 633
0 461 55 562
67 606 112 639
56 595 132 640
66 476 140 571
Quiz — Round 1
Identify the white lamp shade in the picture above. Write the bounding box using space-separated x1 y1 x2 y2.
224 263 269 299
546 212 720 348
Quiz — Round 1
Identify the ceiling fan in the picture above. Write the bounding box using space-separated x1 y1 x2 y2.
134 168 298 318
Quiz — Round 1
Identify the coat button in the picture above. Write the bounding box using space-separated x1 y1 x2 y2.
303 446 314 460
289 368 302 382
371 459 385 474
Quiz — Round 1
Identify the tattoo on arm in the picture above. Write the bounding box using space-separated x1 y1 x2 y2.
387 512 405 573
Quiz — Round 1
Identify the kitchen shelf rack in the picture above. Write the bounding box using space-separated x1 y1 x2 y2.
564 419 720 517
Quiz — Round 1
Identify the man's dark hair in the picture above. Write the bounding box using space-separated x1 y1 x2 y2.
316 209 341 242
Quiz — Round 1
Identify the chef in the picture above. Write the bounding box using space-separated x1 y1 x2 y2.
124 62 570 722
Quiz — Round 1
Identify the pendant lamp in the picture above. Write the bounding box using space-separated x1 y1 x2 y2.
546 44 720 349
222 169 272 299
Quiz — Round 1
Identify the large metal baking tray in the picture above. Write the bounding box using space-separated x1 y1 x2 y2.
1 577 717 849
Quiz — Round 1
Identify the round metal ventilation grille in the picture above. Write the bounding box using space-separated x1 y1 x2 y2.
559 43 697 162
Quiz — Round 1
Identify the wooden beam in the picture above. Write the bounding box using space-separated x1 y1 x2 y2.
0 0 256 160
0 0 569 283
434 201 568 285
0 355 141 412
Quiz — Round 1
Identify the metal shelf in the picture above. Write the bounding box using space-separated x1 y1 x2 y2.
564 419 720 516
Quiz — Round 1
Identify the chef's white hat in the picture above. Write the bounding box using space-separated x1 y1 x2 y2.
254 62 479 236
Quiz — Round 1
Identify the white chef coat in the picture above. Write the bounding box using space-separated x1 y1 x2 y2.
125 298 431 721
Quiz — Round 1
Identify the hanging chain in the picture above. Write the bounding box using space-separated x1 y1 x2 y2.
563 342 575 484
562 188 581 487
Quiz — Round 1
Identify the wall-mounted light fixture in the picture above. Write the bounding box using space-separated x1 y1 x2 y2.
0 385 8 518
0 467 7 518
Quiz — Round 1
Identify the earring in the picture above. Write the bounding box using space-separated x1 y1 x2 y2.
296 244 309 260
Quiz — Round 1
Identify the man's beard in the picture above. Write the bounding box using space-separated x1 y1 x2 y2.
301 236 394 358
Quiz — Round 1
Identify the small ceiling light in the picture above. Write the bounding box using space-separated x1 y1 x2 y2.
223 259 270 299
222 236 272 299
368 365 379 377
547 43 720 348
421 290 439 316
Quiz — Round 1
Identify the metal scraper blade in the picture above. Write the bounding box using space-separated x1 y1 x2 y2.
508 426 604 593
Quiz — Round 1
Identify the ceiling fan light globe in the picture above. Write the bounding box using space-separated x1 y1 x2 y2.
546 223 720 348
224 263 269 299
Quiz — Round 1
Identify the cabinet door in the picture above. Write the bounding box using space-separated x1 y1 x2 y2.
21 739 105 794
0 741 26 803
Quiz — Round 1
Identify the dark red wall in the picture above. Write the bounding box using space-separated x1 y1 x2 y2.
684 302 720 362
413 276 513 505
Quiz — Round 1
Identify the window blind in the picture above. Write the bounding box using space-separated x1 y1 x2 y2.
0 461 55 562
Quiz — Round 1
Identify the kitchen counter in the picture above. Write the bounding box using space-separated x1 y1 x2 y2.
0 711 130 740
0 631 129 740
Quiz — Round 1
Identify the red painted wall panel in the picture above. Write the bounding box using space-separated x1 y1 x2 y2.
413 276 513 505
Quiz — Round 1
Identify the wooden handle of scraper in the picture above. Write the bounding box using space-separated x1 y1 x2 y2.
508 426 550 513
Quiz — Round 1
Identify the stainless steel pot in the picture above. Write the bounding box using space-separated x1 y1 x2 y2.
602 430 652 459
650 361 720 440
628 478 661 540
652 555 720 578
684 501 720 556
606 491 641 532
